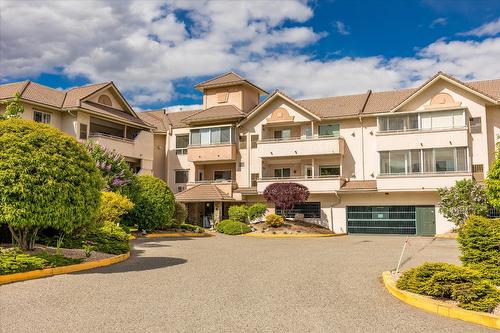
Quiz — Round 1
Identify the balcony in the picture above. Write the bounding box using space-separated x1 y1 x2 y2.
88 131 153 161
376 127 468 151
257 176 344 193
187 143 237 163
257 136 345 158
377 172 473 191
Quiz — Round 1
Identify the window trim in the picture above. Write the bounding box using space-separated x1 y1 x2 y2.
189 126 234 146
33 110 52 124
274 168 291 178
213 170 232 181
174 169 189 184
79 123 88 140
318 123 340 137
175 134 189 155
377 109 466 134
318 165 340 177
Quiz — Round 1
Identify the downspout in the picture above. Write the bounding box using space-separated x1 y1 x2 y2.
358 90 372 180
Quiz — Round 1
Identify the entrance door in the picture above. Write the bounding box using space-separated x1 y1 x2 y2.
416 206 436 236
202 202 214 228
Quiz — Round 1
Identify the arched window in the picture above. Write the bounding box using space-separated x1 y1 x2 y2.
98 94 112 106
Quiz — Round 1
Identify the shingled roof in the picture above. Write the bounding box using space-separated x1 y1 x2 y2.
137 110 170 132
175 183 235 202
194 71 268 95
181 105 245 125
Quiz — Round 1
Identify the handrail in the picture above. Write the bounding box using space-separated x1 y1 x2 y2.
258 176 341 181
258 135 342 143
89 132 134 143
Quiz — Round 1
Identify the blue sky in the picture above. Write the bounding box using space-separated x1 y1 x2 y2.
1 0 499 111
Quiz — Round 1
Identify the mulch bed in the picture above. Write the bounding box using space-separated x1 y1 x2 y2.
1 244 114 262
251 220 335 235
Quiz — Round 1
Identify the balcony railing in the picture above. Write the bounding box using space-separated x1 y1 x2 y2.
257 175 344 193
258 134 340 143
257 135 344 157
89 132 134 143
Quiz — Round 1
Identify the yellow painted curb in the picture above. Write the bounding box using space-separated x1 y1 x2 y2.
0 252 130 285
382 271 500 330
144 232 213 238
242 232 347 238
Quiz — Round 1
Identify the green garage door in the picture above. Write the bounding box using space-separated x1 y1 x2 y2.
347 206 435 236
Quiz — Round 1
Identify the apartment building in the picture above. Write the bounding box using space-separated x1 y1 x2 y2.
0 80 155 173
140 72 500 235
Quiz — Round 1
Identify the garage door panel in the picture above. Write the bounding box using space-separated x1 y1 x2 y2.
347 206 416 235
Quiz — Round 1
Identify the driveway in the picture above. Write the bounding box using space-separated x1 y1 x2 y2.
0 235 495 332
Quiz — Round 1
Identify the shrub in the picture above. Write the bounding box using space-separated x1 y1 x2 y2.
0 248 47 275
0 93 24 120
216 219 233 233
397 262 500 312
228 205 248 223
123 175 175 231
265 214 285 228
458 216 500 284
222 221 252 235
179 224 203 233
34 252 83 267
0 119 102 250
263 183 309 216
96 191 134 227
85 141 134 191
248 203 267 221
437 179 488 227
173 202 188 225
486 140 500 209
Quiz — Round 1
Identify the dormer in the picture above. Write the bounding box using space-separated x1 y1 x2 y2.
195 72 268 113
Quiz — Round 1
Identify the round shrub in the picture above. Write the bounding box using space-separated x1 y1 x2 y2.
458 215 500 284
228 205 248 223
248 203 267 221
96 191 134 227
216 219 233 233
0 119 102 249
123 175 175 231
265 213 285 227
222 221 251 235
173 202 188 225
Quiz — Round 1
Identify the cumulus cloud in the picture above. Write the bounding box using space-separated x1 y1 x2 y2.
459 17 500 37
0 0 499 107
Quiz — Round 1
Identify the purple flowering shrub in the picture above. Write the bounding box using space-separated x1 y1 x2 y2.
263 183 310 217
85 141 134 191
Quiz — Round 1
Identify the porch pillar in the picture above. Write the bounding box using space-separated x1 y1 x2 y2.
312 158 315 179
310 121 314 137
214 201 222 225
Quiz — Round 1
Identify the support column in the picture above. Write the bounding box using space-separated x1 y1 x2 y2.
214 201 222 225
312 158 315 178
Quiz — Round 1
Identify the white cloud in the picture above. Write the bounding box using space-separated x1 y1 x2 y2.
0 0 499 107
334 21 350 35
429 17 447 28
459 17 500 37
163 104 202 112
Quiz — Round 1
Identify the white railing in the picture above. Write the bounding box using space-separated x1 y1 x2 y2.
89 132 134 143
258 134 341 143
258 175 341 181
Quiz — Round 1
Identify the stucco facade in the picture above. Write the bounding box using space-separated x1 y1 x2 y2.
143 72 500 235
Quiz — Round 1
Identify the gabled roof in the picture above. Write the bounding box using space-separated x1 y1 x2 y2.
63 82 110 108
175 183 235 202
181 105 245 125
194 71 268 95
297 92 370 118
165 109 201 129
0 81 29 100
390 72 499 112
137 110 170 132
22 81 66 108
239 90 321 126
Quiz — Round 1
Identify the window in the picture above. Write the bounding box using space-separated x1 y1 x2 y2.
251 173 259 187
90 116 124 137
33 111 51 124
250 134 259 148
98 94 112 106
318 124 340 137
378 115 418 132
273 129 291 140
214 170 231 181
126 127 141 140
319 165 340 177
304 126 312 139
190 126 234 146
276 202 321 218
380 147 468 175
239 135 247 149
79 123 88 140
176 134 189 155
420 110 465 130
470 117 481 133
274 168 291 178
175 170 189 183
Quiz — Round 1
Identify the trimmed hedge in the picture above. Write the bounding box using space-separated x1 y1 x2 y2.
216 219 233 233
222 221 251 235
179 223 203 233
248 203 267 221
397 262 500 312
0 119 102 249
123 175 175 231
228 205 248 223
458 216 500 284
265 213 285 227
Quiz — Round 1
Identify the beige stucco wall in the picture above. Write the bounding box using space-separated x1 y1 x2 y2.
241 85 260 113
486 105 500 168
204 86 243 110
86 87 127 112
153 134 167 181
167 127 194 191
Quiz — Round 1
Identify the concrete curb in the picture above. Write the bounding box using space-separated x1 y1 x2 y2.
382 271 500 330
434 233 458 239
242 233 347 238
144 232 213 238
0 252 130 285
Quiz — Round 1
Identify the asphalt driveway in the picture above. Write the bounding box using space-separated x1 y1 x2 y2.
0 235 495 332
